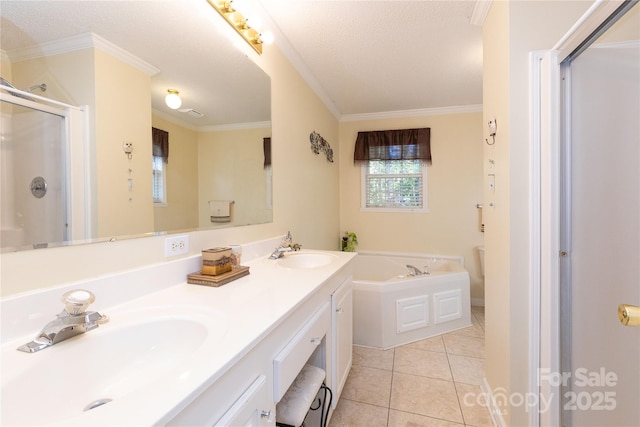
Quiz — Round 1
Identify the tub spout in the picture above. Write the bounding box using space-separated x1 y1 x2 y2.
406 264 427 276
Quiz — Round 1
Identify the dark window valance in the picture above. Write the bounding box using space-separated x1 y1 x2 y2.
354 128 431 164
263 137 271 168
152 127 169 163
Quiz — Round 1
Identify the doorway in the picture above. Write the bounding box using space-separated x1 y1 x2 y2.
559 3 639 425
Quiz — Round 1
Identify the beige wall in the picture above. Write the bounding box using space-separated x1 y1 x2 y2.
339 112 485 301
254 47 341 250
1 42 340 296
94 49 154 238
197 127 272 228
151 115 199 232
482 1 592 424
11 48 155 239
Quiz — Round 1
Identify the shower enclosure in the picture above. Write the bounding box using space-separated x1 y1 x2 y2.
0 87 88 251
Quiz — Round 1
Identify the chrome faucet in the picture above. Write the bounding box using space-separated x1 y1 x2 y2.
406 264 427 276
269 231 300 259
17 290 108 353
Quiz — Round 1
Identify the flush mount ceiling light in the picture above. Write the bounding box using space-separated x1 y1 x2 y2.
207 0 274 55
165 89 182 110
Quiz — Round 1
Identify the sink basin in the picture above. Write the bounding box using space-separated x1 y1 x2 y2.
1 305 227 426
277 252 336 269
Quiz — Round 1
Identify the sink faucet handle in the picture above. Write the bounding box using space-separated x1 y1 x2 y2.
61 289 96 315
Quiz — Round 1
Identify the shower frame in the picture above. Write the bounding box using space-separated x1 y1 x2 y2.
0 87 89 251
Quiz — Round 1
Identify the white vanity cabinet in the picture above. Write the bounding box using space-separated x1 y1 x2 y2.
330 276 353 408
166 253 356 427
216 375 273 426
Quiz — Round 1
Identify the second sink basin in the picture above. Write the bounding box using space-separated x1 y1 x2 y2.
1 305 227 426
277 252 336 269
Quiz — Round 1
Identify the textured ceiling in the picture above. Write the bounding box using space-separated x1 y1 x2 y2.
1 1 483 124
258 0 484 117
0 0 271 128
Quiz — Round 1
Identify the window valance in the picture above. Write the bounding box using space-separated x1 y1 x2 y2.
152 127 169 163
263 137 271 168
354 128 431 164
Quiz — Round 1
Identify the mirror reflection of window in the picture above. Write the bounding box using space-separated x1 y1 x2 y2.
152 127 169 206
152 156 167 205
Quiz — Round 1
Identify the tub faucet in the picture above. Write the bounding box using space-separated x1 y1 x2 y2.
17 290 108 353
406 264 427 276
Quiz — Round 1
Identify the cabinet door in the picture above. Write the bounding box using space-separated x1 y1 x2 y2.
331 278 353 408
215 375 274 426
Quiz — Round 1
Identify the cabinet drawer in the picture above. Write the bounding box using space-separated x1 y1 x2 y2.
273 302 330 402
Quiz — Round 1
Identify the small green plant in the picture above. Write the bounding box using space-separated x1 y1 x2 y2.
341 231 358 252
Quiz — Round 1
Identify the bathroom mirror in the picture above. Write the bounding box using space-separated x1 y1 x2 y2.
0 1 272 252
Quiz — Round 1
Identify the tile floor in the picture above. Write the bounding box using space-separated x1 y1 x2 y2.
329 306 492 427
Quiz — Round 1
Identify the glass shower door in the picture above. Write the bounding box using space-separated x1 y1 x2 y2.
1 98 66 250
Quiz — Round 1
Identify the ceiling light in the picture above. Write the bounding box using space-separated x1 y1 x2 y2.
165 89 182 110
207 0 272 55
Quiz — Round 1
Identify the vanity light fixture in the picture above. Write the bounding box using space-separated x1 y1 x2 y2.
206 0 273 55
165 89 182 110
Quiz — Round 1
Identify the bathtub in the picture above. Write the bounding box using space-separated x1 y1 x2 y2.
352 251 471 349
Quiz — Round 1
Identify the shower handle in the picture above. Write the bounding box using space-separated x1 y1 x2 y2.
30 176 48 199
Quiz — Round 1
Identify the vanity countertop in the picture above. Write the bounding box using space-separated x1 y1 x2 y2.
0 249 357 426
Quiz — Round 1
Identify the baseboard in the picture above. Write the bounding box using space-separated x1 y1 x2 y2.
481 378 507 427
471 298 485 307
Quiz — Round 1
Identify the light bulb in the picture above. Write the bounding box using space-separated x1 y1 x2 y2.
260 31 274 45
246 15 263 31
231 0 249 15
165 89 182 110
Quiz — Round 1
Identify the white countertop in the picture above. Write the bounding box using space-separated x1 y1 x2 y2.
0 248 357 426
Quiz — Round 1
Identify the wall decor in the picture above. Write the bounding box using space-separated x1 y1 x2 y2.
309 131 333 163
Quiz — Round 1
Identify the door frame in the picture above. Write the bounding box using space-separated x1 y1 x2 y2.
533 1 635 425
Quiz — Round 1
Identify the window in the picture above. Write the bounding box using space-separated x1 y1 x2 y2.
152 155 167 205
354 127 431 213
361 159 428 212
152 127 169 205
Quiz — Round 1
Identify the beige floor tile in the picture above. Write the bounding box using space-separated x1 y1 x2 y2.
388 409 465 427
353 345 395 371
390 372 463 424
455 383 494 427
471 308 485 328
341 365 393 407
447 322 485 338
328 399 389 427
448 354 485 386
443 333 485 359
400 335 446 353
393 347 452 381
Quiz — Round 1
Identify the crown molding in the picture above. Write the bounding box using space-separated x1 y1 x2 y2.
153 108 271 132
6 32 159 76
470 0 492 26
340 104 483 122
254 0 342 120
201 121 272 132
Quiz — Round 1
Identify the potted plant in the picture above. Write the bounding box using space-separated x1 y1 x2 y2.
341 231 358 252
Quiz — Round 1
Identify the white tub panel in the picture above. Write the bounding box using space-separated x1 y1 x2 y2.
396 295 429 333
433 289 462 324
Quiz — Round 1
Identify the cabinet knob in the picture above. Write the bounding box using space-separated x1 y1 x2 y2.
260 410 271 418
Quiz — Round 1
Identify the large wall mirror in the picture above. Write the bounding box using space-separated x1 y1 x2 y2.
0 1 272 252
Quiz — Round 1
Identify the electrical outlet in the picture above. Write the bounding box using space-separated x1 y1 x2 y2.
165 235 189 257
